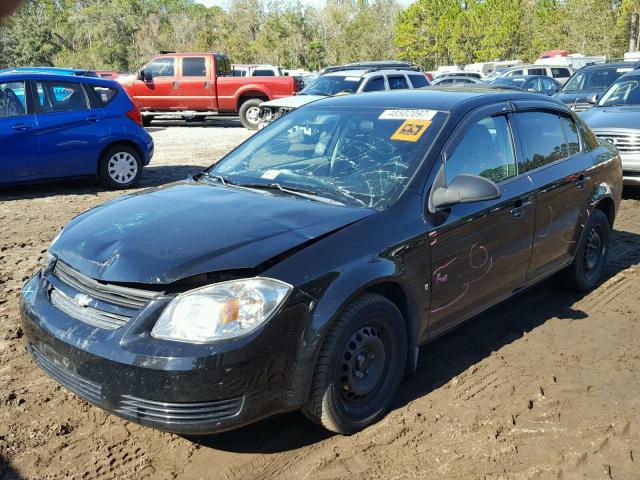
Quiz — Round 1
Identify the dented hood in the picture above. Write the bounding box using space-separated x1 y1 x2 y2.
50 182 372 284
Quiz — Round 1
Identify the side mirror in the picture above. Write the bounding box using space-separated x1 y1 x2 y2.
430 174 501 211
136 69 144 81
588 93 600 104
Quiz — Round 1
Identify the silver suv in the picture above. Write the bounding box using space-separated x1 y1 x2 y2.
495 64 574 85
258 62 429 128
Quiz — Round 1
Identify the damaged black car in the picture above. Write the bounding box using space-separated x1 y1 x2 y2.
21 88 622 435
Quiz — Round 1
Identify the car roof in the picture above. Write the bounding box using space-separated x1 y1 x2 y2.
304 87 565 113
578 62 638 71
0 71 118 86
503 75 553 80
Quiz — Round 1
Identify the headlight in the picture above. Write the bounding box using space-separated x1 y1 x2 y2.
151 278 292 344
43 230 62 269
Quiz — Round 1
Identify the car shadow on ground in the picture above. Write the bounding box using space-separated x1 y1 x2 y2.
0 165 206 202
148 117 244 129
0 456 23 480
190 227 640 454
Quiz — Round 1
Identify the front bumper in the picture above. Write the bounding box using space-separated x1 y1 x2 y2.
20 270 311 435
620 152 640 186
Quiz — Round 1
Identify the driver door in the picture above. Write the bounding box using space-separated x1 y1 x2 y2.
134 57 179 110
426 104 536 336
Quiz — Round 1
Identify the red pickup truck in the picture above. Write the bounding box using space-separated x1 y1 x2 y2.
118 53 300 129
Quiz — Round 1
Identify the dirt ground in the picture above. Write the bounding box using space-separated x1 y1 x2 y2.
1 118 639 480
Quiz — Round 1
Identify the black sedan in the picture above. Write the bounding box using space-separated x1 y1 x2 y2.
21 88 622 435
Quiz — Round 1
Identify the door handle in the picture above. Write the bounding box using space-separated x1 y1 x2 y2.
574 173 587 189
11 123 33 131
172 81 179 89
204 81 211 89
510 199 531 218
86 115 102 123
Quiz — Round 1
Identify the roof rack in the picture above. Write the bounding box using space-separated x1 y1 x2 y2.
159 50 177 55
321 61 420 75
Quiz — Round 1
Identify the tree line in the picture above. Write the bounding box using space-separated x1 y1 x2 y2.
0 0 639 72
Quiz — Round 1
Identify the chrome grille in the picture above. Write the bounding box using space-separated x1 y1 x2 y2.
49 261 160 330
50 288 130 329
115 395 244 424
54 261 158 309
569 102 592 112
593 130 640 153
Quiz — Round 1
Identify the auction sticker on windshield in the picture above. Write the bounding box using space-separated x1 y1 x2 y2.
379 109 437 121
390 120 432 142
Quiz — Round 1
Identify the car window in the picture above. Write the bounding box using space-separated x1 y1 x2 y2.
0 81 26 117
388 75 408 90
551 68 570 78
409 74 428 88
528 78 542 91
445 115 517 184
233 69 247 77
508 69 523 76
183 57 206 77
598 78 640 107
91 86 118 107
212 106 449 210
516 111 576 171
559 115 581 156
143 58 175 78
35 81 88 113
541 77 555 90
253 69 274 76
528 68 546 76
362 76 385 92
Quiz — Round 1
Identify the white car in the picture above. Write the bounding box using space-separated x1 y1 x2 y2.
494 64 574 85
258 62 430 128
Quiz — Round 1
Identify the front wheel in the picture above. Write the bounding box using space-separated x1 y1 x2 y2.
304 293 407 434
183 114 207 123
559 208 611 291
98 144 143 190
238 98 263 130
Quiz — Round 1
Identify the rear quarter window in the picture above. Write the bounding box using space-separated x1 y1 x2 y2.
91 86 119 107
408 74 429 88
387 75 409 90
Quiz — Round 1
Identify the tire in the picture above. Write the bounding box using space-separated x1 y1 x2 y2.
183 114 207 123
303 293 407 434
142 116 154 127
98 144 143 190
238 98 263 130
559 208 610 291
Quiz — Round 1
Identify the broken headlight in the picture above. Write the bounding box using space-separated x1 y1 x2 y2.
151 278 292 343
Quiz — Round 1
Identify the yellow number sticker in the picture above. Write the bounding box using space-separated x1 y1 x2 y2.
390 120 432 142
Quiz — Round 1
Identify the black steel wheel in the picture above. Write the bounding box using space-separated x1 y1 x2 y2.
559 208 610 291
304 293 407 434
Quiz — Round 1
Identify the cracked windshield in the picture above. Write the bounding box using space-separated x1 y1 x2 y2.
209 106 447 209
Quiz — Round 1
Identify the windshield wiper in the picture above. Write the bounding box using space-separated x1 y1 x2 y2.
199 172 236 186
236 182 344 205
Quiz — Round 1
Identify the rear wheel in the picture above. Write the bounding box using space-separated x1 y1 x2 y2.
303 293 407 434
559 208 610 291
98 144 143 190
238 98 263 130
183 114 207 123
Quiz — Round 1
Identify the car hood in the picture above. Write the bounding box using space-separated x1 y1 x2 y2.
261 95 325 109
50 182 373 284
554 89 603 104
580 105 640 129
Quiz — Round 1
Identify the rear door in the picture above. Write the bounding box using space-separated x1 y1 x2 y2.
180 56 215 110
33 79 107 176
0 79 39 181
511 106 592 284
427 104 537 336
134 56 179 110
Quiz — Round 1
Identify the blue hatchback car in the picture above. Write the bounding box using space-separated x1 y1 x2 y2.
0 72 153 189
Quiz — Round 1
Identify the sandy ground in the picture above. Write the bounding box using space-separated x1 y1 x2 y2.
1 118 639 480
